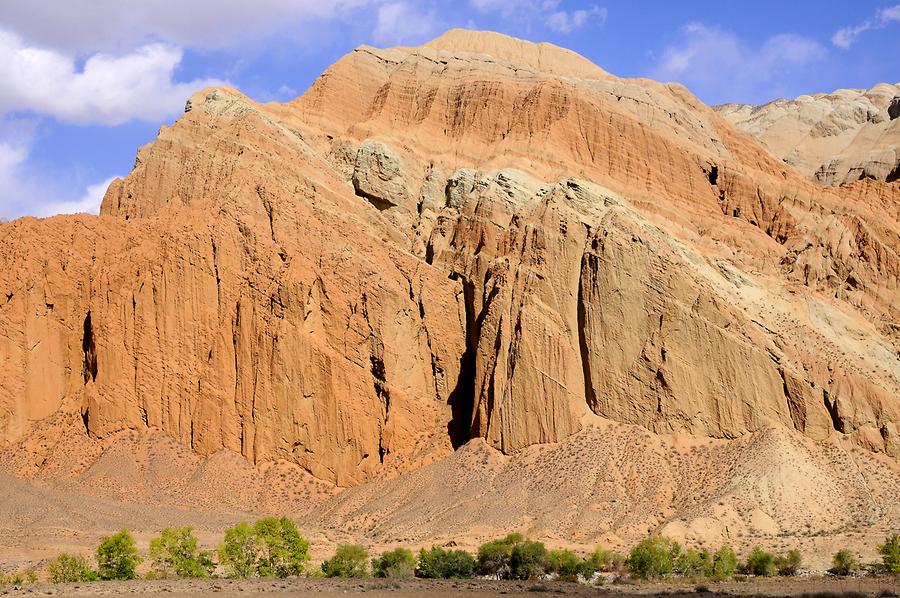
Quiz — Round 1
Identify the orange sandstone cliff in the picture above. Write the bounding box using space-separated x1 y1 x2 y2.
1 30 898 513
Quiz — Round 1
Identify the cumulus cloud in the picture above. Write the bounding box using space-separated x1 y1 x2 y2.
0 30 226 125
0 0 372 54
652 23 826 104
546 6 607 34
832 4 900 49
36 176 118 217
0 120 118 218
373 2 442 45
470 0 606 34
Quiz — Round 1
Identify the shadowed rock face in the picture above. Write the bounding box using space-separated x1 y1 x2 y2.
1 30 898 488
717 83 900 185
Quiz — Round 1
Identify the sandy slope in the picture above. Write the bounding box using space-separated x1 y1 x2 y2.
1 419 897 573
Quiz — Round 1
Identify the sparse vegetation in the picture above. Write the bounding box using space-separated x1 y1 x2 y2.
547 548 580 581
219 517 309 579
509 540 549 580
96 529 142 580
626 536 680 579
15 523 900 588
46 553 98 583
251 517 310 578
830 549 859 576
322 544 369 578
676 547 712 577
880 534 900 575
578 546 625 577
219 522 257 579
711 545 737 579
743 546 777 577
372 547 416 579
415 546 475 579
148 527 214 579
775 549 802 576
476 533 523 578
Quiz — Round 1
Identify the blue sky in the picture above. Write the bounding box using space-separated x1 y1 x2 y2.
1 0 898 219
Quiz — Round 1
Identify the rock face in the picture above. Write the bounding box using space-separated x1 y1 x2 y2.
717 83 900 185
1 30 898 494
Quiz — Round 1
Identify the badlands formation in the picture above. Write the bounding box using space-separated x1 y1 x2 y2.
717 83 900 185
0 30 898 566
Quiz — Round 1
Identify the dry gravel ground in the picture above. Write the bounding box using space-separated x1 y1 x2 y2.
1 577 898 597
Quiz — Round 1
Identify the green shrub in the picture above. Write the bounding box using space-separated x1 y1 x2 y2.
830 549 859 576
775 549 802 576
252 517 310 578
879 534 900 575
711 545 737 579
219 522 257 579
46 553 98 583
509 540 549 580
372 547 416 579
547 549 580 581
322 544 369 578
416 546 475 579
219 518 310 579
676 548 712 578
626 536 681 579
476 534 523 578
148 527 214 579
743 547 776 577
579 546 625 577
96 529 142 580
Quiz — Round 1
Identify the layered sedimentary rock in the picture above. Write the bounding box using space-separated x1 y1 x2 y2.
717 83 900 184
1 30 898 493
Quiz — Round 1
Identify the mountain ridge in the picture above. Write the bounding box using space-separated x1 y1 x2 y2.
0 29 897 561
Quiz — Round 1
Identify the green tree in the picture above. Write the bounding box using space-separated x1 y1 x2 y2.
547 549 580 581
476 534 523 578
219 518 310 579
830 549 859 576
675 548 712 577
879 534 900 575
372 547 416 579
743 547 776 577
775 549 802 576
322 544 369 578
219 522 258 579
252 517 310 578
148 527 214 579
46 553 98 583
626 536 681 579
415 546 474 579
96 529 142 580
711 545 737 579
579 546 625 578
509 540 549 580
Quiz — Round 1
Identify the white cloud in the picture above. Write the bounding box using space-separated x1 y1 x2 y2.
652 23 826 104
0 119 119 219
832 4 900 49
35 176 118 217
0 30 226 126
470 0 606 34
373 2 441 45
546 6 607 34
0 0 373 54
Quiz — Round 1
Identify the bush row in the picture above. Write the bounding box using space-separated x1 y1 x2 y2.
3 526 898 585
